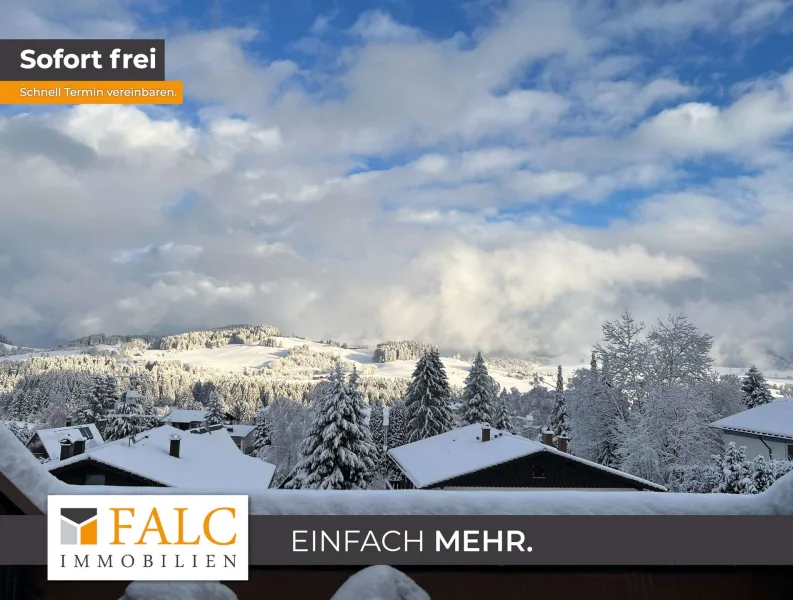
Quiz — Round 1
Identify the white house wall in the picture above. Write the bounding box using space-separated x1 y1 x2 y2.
721 432 790 461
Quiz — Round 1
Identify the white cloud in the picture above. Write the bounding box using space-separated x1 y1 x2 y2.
3 0 793 368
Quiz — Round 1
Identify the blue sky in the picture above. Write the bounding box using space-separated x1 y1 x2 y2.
138 0 793 227
4 0 793 363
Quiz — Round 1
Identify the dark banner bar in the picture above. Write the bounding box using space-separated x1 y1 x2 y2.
3 516 793 566
0 39 166 81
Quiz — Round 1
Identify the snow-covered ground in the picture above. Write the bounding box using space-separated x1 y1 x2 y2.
138 337 540 392
3 335 791 397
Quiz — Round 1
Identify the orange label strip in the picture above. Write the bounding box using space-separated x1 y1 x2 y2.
0 81 183 104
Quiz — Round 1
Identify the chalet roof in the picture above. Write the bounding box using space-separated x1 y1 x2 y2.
47 425 276 489
160 409 209 424
28 424 104 459
227 425 255 438
388 423 667 491
710 399 793 441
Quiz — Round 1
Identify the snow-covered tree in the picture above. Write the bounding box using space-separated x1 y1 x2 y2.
204 390 225 426
285 364 377 490
93 375 119 413
260 396 310 486
404 349 454 443
567 354 628 467
103 393 145 442
251 409 271 458
746 455 775 494
4 421 32 444
460 352 496 426
492 393 514 433
741 366 774 409
386 399 408 450
594 311 649 404
41 391 69 429
616 384 722 486
646 314 714 387
550 365 569 438
714 442 750 494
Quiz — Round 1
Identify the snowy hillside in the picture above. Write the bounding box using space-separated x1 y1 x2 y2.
139 337 539 393
2 331 791 395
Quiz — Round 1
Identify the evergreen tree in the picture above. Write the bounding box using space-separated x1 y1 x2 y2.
714 442 750 494
140 396 160 431
746 455 775 494
386 400 408 449
93 375 120 412
88 375 119 433
103 391 145 442
205 390 225 426
369 398 385 452
550 365 570 438
460 352 497 426
741 366 774 409
251 408 271 458
492 393 514 433
285 364 377 490
404 349 454 443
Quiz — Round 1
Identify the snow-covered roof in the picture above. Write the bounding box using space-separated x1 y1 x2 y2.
160 409 209 424
227 424 255 438
47 425 276 489
29 423 104 459
3 421 793 515
388 423 667 491
710 399 793 440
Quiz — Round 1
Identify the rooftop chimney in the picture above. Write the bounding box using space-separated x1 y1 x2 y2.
59 439 73 461
556 434 568 453
541 429 554 447
481 424 491 442
73 439 86 456
65 418 72 427
169 435 181 458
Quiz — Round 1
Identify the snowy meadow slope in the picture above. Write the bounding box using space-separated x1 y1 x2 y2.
3 332 793 395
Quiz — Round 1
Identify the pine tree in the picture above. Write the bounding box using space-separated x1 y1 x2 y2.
285 364 377 490
404 349 454 443
550 365 569 438
87 375 119 433
741 366 774 409
93 375 120 412
714 442 750 494
492 392 514 433
205 390 225 426
386 400 408 449
103 392 145 442
460 352 497 426
746 455 775 494
251 408 271 458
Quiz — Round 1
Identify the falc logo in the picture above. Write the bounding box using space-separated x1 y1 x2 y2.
47 495 249 581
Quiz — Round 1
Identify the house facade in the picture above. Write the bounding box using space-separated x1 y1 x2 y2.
388 423 666 492
710 400 793 461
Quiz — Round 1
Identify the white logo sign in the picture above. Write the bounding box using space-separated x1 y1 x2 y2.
47 495 249 581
